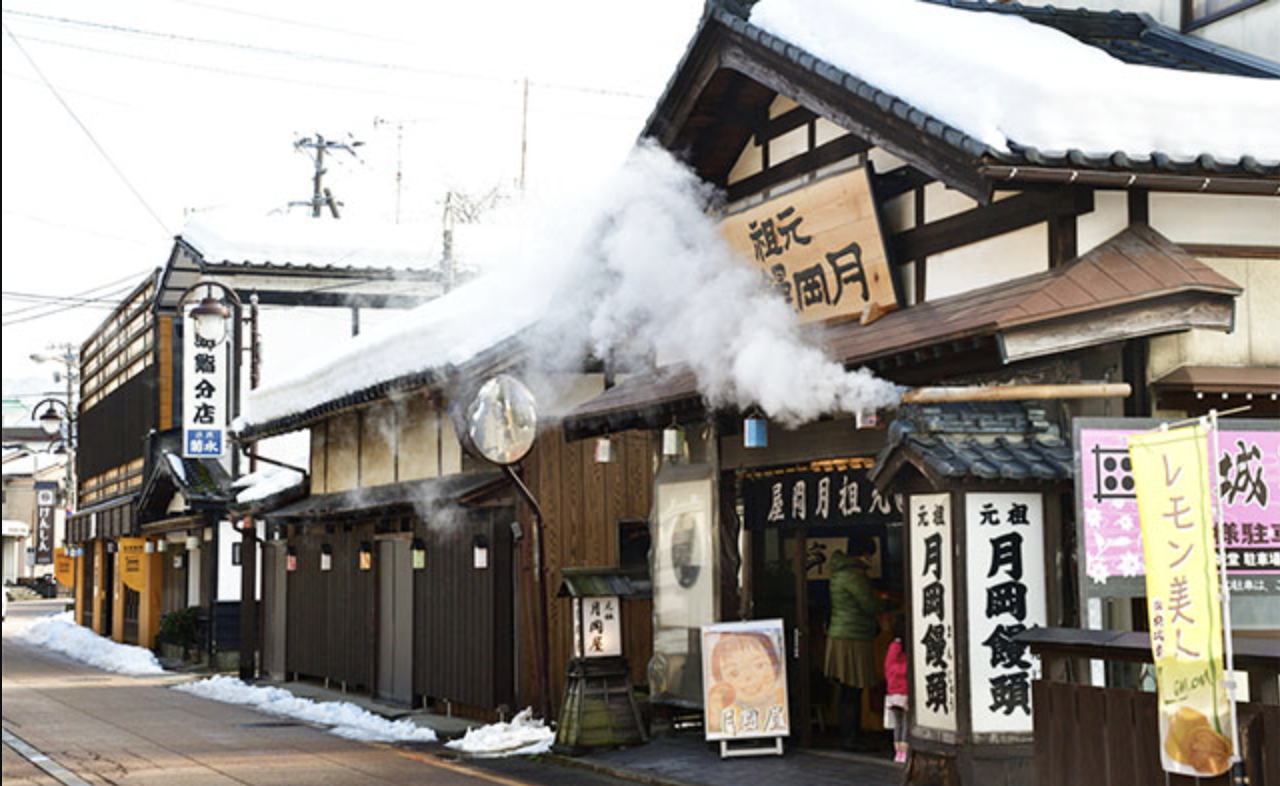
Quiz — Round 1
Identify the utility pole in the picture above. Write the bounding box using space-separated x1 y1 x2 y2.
442 191 455 293
519 78 529 195
290 134 363 218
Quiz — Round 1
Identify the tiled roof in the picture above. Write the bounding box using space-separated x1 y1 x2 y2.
869 401 1075 487
648 0 1280 192
557 568 653 599
562 226 1240 439
924 1 1280 78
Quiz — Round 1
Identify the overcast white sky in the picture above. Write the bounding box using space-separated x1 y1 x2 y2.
1 0 703 410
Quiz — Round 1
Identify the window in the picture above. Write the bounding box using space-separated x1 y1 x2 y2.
1183 0 1266 30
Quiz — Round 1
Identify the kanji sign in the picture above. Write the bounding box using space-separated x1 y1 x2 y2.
182 303 229 459
720 167 898 325
573 596 622 659
34 480 57 565
1129 425 1234 777
965 493 1046 734
1078 422 1279 595
910 493 956 732
742 466 900 530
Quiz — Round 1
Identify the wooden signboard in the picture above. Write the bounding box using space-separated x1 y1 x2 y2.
721 166 897 325
120 537 147 593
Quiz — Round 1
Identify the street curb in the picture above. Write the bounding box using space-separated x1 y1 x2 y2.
537 751 705 786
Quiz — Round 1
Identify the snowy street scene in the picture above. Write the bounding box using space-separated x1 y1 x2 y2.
4 1 1278 785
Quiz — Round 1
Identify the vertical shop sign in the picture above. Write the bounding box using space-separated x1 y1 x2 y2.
35 481 57 565
1129 425 1234 777
119 537 147 592
965 493 1046 733
182 303 228 458
910 493 956 731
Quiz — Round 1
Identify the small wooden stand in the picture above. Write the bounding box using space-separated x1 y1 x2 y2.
718 736 785 759
553 656 648 754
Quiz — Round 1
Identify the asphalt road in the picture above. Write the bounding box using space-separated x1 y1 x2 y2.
2 601 635 786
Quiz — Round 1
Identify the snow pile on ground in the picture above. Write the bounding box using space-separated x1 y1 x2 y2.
173 676 438 743
750 0 1280 163
445 708 554 757
14 612 165 676
233 465 304 503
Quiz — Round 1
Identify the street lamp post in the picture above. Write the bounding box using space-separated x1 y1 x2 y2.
177 281 259 682
31 397 76 512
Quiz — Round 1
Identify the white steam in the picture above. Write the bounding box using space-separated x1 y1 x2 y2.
244 144 901 430
523 143 902 424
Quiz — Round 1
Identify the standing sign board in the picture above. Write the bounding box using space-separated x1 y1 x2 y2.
182 303 229 459
965 493 1046 734
720 166 898 325
701 619 790 748
34 480 57 565
1128 425 1235 777
910 493 957 732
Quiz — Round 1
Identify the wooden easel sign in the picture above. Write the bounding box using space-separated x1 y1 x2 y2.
701 619 789 758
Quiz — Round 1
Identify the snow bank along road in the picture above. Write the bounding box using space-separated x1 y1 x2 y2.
0 603 575 786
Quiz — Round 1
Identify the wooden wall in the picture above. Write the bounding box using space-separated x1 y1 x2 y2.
519 427 657 712
413 505 516 713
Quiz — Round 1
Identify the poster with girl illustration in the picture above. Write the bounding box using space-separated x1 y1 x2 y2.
701 619 790 741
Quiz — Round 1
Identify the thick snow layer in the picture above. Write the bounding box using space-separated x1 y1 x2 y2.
238 264 551 428
181 211 437 270
444 708 554 757
750 0 1280 163
173 676 438 743
233 466 304 503
14 612 166 676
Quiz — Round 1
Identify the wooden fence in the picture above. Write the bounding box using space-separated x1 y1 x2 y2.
1023 627 1280 786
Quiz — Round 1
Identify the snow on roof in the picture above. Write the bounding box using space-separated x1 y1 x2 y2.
233 466 304 504
749 0 1280 164
180 210 438 270
239 266 550 429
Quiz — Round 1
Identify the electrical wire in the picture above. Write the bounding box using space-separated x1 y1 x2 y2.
2 21 172 239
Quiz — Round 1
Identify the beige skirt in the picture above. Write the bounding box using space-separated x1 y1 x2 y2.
824 637 877 689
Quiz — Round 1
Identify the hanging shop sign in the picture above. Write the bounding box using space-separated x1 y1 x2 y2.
720 166 898 325
182 302 229 459
1128 425 1235 778
1076 418 1278 596
34 480 57 565
701 619 790 741
742 466 901 530
910 493 956 732
119 537 147 592
964 493 1047 734
54 547 76 586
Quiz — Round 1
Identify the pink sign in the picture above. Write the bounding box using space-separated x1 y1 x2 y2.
1079 427 1279 595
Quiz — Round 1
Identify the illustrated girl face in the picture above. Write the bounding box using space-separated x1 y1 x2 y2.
719 636 778 702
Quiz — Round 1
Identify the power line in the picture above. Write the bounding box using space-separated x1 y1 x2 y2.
2 21 172 239
167 0 423 48
2 9 657 101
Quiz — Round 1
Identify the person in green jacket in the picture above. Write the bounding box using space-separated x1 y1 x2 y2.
824 536 894 750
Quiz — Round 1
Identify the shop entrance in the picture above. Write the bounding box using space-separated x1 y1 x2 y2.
742 462 905 752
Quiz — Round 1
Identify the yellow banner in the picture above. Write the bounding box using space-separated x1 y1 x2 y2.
119 537 147 593
1128 425 1233 777
54 547 76 587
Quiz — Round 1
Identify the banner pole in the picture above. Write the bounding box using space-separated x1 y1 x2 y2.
1207 409 1240 764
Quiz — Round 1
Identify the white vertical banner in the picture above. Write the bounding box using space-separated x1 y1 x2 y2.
182 303 229 459
965 492 1047 734
910 493 957 731
582 595 623 658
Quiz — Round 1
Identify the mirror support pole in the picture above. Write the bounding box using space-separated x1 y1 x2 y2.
503 463 553 722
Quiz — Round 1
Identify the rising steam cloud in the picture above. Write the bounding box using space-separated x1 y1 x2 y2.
519 143 903 425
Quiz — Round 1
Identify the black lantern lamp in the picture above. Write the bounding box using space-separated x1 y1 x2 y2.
37 403 64 436
553 567 650 754
411 538 426 570
189 288 233 344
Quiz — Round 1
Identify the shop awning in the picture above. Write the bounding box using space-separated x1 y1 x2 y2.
563 226 1239 440
557 567 652 600
137 450 234 524
67 495 138 543
264 471 508 522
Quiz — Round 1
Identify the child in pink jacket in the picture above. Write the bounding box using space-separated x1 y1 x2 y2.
883 616 909 763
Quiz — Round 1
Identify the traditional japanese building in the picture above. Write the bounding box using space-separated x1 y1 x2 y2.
235 273 657 720
64 217 443 658
557 0 1278 781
